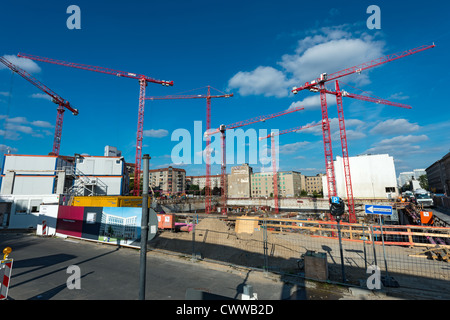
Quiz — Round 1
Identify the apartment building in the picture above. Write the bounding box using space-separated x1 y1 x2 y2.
305 174 325 195
186 175 222 190
426 152 450 195
250 171 305 198
149 166 186 195
228 164 253 198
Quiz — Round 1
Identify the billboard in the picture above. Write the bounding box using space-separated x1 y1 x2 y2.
56 206 149 247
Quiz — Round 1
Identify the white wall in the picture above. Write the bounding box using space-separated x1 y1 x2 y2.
8 176 55 195
76 156 123 176
3 155 57 173
0 194 60 229
36 205 59 236
1 155 60 195
323 154 398 199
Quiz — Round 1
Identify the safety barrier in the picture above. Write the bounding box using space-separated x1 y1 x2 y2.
1 248 13 300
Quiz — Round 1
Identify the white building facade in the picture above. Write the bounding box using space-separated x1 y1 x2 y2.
1 154 74 195
323 154 398 200
73 155 129 196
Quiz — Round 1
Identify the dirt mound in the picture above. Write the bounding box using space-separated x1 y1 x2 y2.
195 218 231 232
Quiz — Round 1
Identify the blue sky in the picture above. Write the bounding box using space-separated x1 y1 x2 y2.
1 0 449 179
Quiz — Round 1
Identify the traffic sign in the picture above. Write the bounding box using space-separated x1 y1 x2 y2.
365 205 393 215
331 197 340 204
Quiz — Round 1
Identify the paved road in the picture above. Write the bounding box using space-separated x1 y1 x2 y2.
0 233 359 301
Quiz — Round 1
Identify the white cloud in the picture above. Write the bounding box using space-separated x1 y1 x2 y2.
227 25 385 99
0 144 18 154
31 93 52 101
228 66 294 98
1 55 41 73
370 119 420 136
0 129 20 140
292 117 367 141
5 116 28 124
364 134 429 157
31 120 53 128
5 123 33 134
0 115 54 140
143 129 169 138
279 141 310 154
280 37 384 86
331 129 366 141
377 134 428 146
389 92 410 101
157 162 188 168
289 93 337 111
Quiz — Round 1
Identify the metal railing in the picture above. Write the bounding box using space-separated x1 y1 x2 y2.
64 166 108 196
149 214 450 293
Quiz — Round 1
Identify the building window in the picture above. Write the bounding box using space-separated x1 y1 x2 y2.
15 200 28 215
30 200 42 213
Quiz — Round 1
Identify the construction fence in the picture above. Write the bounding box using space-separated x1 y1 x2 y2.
148 214 450 293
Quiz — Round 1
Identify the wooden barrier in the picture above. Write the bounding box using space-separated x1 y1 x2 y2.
226 216 450 249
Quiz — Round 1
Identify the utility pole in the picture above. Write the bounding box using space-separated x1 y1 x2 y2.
139 154 150 300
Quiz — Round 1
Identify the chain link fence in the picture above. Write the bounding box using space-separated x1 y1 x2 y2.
149 211 450 293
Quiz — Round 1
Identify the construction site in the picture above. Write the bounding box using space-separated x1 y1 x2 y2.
1 41 449 300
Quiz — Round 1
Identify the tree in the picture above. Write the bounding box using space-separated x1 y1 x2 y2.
187 184 200 195
312 190 323 198
129 172 143 195
300 190 308 197
419 175 429 191
401 182 412 193
212 186 221 196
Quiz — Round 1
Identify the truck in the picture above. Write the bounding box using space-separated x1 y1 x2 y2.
414 189 434 208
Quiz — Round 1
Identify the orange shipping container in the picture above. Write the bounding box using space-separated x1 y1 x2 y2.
157 214 175 229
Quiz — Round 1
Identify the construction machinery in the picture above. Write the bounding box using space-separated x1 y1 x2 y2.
146 86 233 214
291 44 435 223
17 52 173 196
206 106 306 215
0 56 78 156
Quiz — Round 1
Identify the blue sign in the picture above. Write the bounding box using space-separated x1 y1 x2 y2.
331 197 340 204
365 205 393 215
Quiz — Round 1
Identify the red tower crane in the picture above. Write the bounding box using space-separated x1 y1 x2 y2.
0 56 78 156
260 122 321 214
146 86 233 214
206 106 305 215
16 52 173 196
318 81 411 222
291 44 435 222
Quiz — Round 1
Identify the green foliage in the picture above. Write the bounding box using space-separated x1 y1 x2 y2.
419 175 429 191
